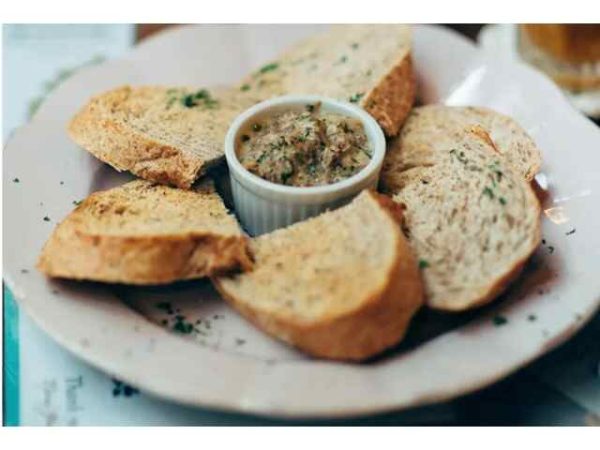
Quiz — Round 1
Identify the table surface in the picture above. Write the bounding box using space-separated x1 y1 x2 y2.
3 24 599 426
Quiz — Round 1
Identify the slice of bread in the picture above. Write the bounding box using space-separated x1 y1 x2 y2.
68 86 260 189
213 190 424 361
70 25 415 188
382 105 542 186
381 126 541 311
37 180 252 284
238 24 415 136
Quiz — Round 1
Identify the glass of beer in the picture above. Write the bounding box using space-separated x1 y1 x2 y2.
518 24 600 95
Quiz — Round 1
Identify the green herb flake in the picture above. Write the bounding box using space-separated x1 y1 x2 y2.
182 94 197 108
72 200 82 206
351 43 359 50
528 314 537 322
13 177 19 183
240 84 251 92
194 89 209 99
499 197 507 205
482 187 495 199
349 93 364 103
235 338 246 346
492 315 508 326
339 55 348 63
418 259 430 269
43 216 50 222
259 62 279 74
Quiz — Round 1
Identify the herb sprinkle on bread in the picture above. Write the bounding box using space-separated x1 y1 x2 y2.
382 126 541 311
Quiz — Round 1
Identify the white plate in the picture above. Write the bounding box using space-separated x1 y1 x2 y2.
4 25 600 419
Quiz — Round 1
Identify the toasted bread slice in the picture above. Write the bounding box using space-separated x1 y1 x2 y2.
213 190 423 361
37 180 251 284
381 127 541 311
68 86 259 189
69 25 415 188
239 24 415 136
382 105 542 186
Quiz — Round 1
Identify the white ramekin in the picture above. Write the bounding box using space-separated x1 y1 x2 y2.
224 95 386 236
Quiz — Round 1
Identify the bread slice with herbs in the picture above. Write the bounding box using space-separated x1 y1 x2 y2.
69 25 415 188
239 24 415 136
381 126 541 311
382 105 542 185
37 180 252 284
68 86 260 189
213 190 424 361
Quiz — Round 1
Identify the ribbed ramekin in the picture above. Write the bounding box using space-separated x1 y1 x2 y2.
224 95 386 236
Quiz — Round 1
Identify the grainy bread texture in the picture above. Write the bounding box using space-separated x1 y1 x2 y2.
381 126 541 311
69 86 259 189
69 25 415 188
37 180 252 284
213 190 424 361
382 105 542 184
239 24 415 136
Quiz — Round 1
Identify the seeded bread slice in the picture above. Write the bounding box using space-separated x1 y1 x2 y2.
37 180 252 284
239 24 415 136
69 25 415 188
382 105 542 186
69 86 260 189
213 190 424 361
381 127 541 311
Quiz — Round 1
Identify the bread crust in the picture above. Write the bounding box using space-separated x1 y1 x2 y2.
38 227 252 285
363 54 416 136
213 191 424 361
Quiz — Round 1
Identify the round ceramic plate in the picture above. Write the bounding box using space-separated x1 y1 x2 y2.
4 25 600 419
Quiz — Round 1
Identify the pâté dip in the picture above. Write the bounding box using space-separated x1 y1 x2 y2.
237 102 371 187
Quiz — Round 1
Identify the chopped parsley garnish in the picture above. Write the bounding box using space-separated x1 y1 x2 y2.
12 178 19 183
566 228 576 236
528 314 537 322
339 55 348 63
499 197 507 205
492 315 508 326
351 43 359 50
240 84 251 91
43 216 50 222
182 89 218 109
449 149 469 164
73 200 82 206
418 259 430 269
172 318 194 334
349 92 364 103
183 94 196 108
235 338 246 346
482 187 495 199
259 62 279 74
